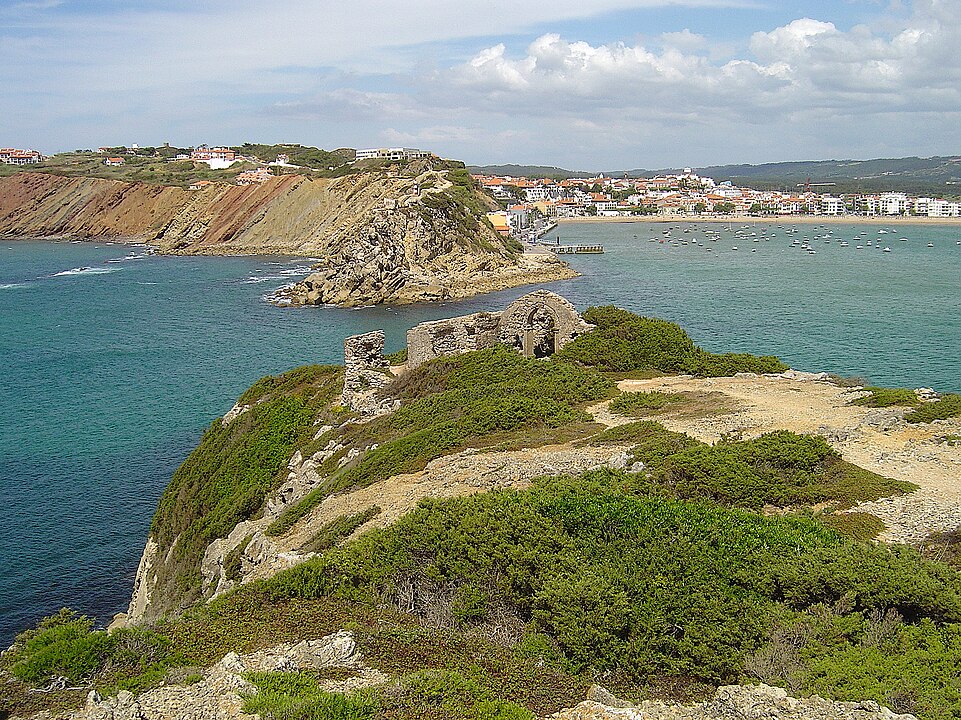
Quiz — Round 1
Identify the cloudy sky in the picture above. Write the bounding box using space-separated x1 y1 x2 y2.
2 0 959 169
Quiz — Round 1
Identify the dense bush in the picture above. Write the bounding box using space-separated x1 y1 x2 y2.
748 608 961 719
300 507 381 554
242 671 377 720
555 306 788 376
852 386 922 408
593 422 914 510
5 609 177 690
266 468 959 689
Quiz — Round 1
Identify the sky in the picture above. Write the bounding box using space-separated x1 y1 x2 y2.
1 0 959 169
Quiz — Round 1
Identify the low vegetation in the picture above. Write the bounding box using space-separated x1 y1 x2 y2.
262 467 958 718
587 421 914 510
299 507 381 554
851 386 922 408
149 365 344 614
0 456 949 719
234 143 354 171
609 390 682 415
905 393 961 423
8 312 954 718
0 151 261 188
555 306 788 376
608 390 735 419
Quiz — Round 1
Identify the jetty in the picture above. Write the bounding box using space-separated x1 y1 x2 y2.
550 244 605 254
536 233 605 254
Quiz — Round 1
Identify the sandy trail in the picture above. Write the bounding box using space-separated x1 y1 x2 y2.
600 373 961 543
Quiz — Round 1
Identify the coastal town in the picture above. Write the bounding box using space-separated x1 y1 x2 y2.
474 168 961 240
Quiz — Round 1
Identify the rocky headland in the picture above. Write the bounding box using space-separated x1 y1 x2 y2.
0 165 575 306
4 303 960 720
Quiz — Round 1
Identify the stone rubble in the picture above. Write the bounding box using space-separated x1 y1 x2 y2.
546 684 918 720
24 631 386 720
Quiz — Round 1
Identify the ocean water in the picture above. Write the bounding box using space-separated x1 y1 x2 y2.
1 222 959 645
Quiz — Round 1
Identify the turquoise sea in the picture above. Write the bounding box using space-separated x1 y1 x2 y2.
1 220 959 645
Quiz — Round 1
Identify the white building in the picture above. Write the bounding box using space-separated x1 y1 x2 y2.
878 193 908 215
820 196 846 215
0 148 44 165
355 147 432 162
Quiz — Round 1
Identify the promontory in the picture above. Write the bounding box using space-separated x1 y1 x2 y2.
0 158 574 306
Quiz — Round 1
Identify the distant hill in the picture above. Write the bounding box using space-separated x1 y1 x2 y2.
472 156 961 195
663 156 961 195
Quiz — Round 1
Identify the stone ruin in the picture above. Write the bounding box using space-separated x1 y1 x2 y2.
342 329 394 416
342 290 593 413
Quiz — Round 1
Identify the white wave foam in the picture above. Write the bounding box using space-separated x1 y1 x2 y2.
242 274 288 284
51 266 115 277
277 267 312 277
0 282 27 290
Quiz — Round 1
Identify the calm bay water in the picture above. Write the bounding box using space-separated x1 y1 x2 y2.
1 221 959 645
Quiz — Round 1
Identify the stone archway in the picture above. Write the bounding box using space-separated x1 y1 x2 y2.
524 305 559 358
501 290 593 358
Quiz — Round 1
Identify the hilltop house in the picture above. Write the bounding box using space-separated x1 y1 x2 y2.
236 167 272 185
191 146 236 162
0 148 44 165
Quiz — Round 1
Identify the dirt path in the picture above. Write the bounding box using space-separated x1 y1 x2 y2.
596 373 961 543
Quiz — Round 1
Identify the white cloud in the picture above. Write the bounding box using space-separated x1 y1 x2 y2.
442 0 961 123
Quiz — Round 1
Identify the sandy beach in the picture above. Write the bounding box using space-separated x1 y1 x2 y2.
559 214 961 226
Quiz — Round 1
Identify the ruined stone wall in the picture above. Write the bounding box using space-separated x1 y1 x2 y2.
342 330 391 414
407 311 503 369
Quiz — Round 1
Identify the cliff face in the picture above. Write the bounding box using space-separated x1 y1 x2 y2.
0 169 575 305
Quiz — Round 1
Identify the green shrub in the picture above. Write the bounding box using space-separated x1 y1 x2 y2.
223 534 254 582
749 610 961 720
852 387 922 408
609 391 681 416
390 670 535 720
265 468 959 687
243 671 378 720
905 394 961 423
300 507 381 554
819 512 886 541
555 306 788 377
599 424 914 511
5 610 177 691
8 611 109 686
